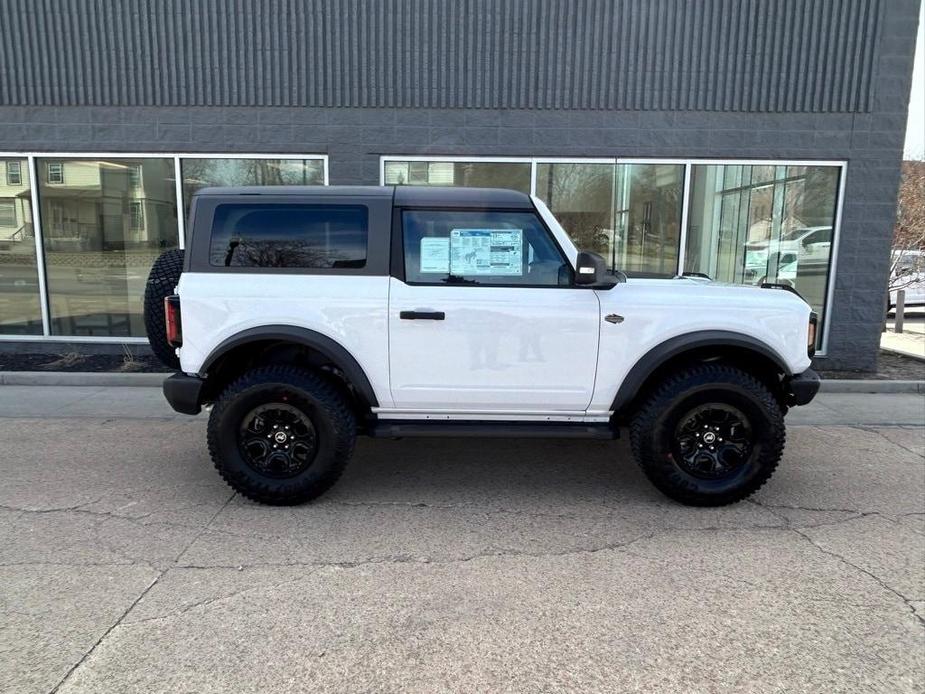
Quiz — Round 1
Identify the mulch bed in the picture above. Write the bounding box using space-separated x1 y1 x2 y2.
818 350 925 381
0 352 171 373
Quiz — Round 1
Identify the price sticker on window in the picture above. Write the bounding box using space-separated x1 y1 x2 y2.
449 229 523 276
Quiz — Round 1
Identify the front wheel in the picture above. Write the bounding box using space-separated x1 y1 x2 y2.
630 364 785 506
207 365 356 505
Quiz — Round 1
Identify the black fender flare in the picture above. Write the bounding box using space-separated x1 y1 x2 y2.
610 330 791 413
200 325 379 407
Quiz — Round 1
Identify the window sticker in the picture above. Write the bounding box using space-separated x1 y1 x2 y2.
449 229 523 276
419 237 450 273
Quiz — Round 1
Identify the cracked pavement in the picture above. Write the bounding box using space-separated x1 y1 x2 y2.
0 388 922 693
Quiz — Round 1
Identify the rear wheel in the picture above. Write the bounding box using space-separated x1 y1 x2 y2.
143 248 184 369
207 365 356 505
630 364 785 506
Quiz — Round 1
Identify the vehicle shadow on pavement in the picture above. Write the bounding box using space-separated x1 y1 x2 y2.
333 436 655 506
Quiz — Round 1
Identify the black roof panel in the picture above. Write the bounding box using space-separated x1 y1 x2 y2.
193 185 392 198
393 186 533 209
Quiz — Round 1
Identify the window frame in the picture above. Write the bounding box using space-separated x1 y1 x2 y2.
129 200 145 230
187 191 390 277
0 199 16 227
207 201 371 271
392 205 577 289
46 162 64 184
5 160 22 186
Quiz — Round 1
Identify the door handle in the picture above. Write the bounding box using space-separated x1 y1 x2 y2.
400 310 445 320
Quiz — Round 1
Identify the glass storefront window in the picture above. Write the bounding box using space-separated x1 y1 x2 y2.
684 164 839 348
0 158 42 334
383 160 531 193
181 158 325 214
37 158 179 337
613 164 684 277
536 162 683 277
535 163 614 259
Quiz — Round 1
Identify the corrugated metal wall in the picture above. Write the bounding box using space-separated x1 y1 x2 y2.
0 0 882 112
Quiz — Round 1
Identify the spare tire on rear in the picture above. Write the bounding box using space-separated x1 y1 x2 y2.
143 248 185 370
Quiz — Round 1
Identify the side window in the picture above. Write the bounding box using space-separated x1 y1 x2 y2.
402 209 572 286
804 228 830 247
209 204 368 269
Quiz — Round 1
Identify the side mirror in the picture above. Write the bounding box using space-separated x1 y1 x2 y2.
574 251 616 288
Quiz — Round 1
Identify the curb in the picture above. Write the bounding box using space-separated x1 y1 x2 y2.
1 371 923 394
0 371 169 387
819 379 925 394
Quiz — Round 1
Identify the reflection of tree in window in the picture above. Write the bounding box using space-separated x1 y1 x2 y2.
228 239 329 268
181 159 325 215
210 204 368 269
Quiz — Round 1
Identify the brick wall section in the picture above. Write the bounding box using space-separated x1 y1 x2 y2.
0 1 919 370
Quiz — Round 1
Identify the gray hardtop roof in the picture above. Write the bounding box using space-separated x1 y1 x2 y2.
192 185 534 209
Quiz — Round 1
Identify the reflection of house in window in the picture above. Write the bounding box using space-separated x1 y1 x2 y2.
0 200 16 227
6 161 22 186
130 201 145 230
128 163 142 189
383 161 526 190
46 162 64 184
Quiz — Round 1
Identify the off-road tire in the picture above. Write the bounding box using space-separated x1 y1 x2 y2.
630 363 785 506
207 365 356 505
143 248 185 369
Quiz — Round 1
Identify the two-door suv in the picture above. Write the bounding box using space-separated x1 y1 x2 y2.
145 186 820 506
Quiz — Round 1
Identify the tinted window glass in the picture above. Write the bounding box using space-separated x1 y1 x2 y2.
403 210 570 286
210 204 367 269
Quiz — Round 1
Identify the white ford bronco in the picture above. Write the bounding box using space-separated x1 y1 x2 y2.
145 186 820 507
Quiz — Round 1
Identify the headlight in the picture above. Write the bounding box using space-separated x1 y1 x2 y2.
807 312 818 357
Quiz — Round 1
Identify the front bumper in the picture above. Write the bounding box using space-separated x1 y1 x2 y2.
163 373 205 415
785 368 821 407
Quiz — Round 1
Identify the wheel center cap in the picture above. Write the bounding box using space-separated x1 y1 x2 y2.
274 431 288 444
702 431 717 444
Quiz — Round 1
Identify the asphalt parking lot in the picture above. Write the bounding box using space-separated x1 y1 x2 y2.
1 387 923 693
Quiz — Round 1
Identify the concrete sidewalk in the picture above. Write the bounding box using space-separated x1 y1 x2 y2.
883 311 925 361
0 384 922 427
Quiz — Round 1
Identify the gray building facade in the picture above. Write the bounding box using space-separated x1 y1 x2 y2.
0 0 919 370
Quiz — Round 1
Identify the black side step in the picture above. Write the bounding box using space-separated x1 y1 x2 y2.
368 421 618 439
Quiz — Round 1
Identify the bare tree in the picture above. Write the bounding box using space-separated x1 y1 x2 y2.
890 160 925 292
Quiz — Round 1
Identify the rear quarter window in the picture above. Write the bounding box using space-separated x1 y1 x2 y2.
209 203 368 269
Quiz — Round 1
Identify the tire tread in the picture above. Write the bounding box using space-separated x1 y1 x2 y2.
207 364 356 505
629 363 785 506
143 248 185 370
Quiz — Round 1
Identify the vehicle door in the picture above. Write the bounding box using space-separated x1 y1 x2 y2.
388 206 601 412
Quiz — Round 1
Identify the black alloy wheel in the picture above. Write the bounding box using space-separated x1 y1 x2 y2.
238 403 319 478
672 403 753 479
207 365 356 505
629 363 785 506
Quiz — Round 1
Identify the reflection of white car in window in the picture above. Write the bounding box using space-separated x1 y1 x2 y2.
888 250 925 310
744 226 832 284
143 186 820 509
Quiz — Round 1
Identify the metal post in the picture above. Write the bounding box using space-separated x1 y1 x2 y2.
895 290 905 334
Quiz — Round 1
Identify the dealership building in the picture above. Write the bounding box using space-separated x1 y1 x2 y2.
0 0 919 370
